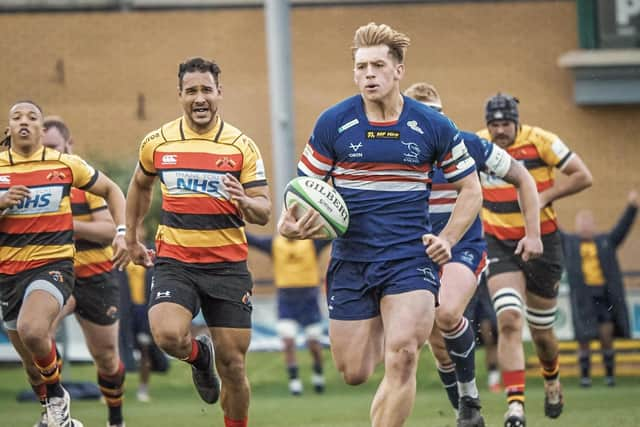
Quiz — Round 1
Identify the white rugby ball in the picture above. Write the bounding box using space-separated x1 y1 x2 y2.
284 176 349 239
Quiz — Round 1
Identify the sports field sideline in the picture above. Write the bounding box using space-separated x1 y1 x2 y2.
1 346 637 427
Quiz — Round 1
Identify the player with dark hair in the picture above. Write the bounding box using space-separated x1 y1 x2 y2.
39 116 127 427
0 101 128 427
278 23 482 427
478 93 592 426
125 57 271 427
405 82 542 427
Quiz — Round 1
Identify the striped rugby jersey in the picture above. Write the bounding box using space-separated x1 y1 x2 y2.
477 124 573 241
298 95 476 262
138 116 267 265
71 189 114 282
430 131 512 243
0 147 98 275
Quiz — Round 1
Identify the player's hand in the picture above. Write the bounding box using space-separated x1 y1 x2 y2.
111 234 131 270
126 239 154 268
0 185 31 211
515 235 543 262
222 173 250 207
422 233 452 265
628 190 638 207
277 204 325 239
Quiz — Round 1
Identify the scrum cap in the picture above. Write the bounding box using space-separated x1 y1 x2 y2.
485 93 519 124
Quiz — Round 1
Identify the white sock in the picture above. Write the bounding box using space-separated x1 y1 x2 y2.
459 378 479 398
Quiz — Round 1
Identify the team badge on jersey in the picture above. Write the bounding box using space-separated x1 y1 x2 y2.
401 141 421 164
46 171 67 181
48 270 64 283
215 157 237 169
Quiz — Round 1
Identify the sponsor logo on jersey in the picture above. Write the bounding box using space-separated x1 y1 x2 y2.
3 186 64 215
162 170 226 197
161 154 178 165
338 118 359 134
366 130 400 140
142 131 160 147
407 120 424 135
0 175 10 184
349 142 362 152
348 142 363 158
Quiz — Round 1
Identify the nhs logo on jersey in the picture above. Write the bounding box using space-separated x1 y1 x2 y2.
3 186 64 215
162 170 227 197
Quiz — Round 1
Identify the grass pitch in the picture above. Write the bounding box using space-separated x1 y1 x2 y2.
1 347 638 426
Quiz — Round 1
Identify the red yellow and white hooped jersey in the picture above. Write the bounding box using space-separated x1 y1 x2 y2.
71 188 114 280
138 116 267 265
477 124 573 241
0 146 98 275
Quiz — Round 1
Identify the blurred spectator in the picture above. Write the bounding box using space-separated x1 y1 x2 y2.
560 190 637 387
246 232 330 395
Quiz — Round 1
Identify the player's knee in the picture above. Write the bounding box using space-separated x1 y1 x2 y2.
92 346 119 372
151 326 189 353
276 319 297 340
493 287 523 335
341 366 373 385
16 323 48 353
304 323 323 342
216 352 247 383
386 346 419 381
497 310 523 336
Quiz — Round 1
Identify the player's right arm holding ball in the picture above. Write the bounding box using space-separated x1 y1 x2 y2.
278 112 336 240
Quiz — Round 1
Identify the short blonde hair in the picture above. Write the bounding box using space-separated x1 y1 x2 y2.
352 22 410 63
404 82 443 109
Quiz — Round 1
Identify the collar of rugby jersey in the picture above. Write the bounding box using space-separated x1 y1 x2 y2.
8 145 47 164
180 114 224 141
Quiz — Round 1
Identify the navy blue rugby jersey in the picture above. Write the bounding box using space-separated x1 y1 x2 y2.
298 95 476 262
429 131 511 243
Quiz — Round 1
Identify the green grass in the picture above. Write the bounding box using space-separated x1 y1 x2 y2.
1 347 638 426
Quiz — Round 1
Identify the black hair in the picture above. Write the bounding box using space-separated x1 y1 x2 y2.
178 57 221 90
4 100 44 148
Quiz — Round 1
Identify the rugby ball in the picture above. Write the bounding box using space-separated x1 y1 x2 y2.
284 176 349 239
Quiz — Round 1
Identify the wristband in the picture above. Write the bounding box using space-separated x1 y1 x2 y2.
116 225 126 236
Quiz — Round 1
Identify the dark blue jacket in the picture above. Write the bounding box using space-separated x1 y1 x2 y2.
560 205 637 341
